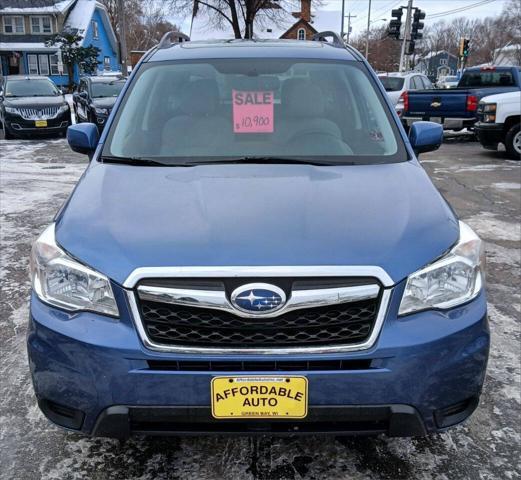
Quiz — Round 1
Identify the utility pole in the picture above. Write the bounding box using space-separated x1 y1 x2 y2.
365 0 372 59
399 0 413 72
341 0 346 39
117 0 128 76
346 12 356 43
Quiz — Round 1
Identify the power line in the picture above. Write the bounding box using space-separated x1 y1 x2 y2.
428 0 497 19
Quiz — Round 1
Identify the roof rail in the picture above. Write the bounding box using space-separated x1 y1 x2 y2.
158 31 190 49
311 31 345 48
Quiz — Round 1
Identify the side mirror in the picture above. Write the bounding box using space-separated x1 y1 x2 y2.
409 121 443 155
67 123 99 155
79 91 88 100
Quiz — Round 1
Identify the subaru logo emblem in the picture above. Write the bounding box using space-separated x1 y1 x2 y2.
231 283 286 315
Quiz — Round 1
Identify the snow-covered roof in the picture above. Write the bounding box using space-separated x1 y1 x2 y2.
257 10 342 38
0 42 58 51
420 50 458 60
0 0 74 14
64 0 96 36
63 0 118 53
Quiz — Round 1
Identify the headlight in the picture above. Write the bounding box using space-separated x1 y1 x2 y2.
5 106 20 114
481 103 496 123
482 103 496 113
58 104 69 115
30 224 119 317
399 221 484 315
94 107 109 115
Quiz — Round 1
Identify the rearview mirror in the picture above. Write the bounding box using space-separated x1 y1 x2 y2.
409 121 443 155
67 124 99 156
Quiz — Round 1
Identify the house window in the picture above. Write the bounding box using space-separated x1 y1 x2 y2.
49 54 60 75
440 58 448 66
297 28 306 40
3 16 24 34
38 55 50 75
27 54 39 75
31 16 53 34
27 54 61 75
103 56 111 71
92 20 99 39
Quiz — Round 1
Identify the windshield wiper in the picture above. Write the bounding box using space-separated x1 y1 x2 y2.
185 156 349 166
100 155 170 166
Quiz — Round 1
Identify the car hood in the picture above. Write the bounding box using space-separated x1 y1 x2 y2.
92 97 117 109
4 95 66 108
480 90 521 104
56 161 459 286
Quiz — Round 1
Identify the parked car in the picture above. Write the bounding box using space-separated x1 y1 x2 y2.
378 72 433 105
474 91 521 159
28 33 488 439
0 75 71 139
436 75 459 89
73 76 126 130
401 66 521 131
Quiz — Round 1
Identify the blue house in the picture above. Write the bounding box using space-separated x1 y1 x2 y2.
0 0 119 87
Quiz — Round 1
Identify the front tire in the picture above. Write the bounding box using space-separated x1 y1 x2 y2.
505 123 521 160
3 123 14 140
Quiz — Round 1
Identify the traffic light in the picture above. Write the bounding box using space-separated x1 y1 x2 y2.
388 8 403 39
463 39 470 57
459 38 470 57
411 9 425 40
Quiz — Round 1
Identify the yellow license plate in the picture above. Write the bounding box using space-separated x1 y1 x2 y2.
35 120 48 127
211 376 308 419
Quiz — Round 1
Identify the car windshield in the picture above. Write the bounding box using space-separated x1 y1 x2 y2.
458 70 515 87
91 80 125 98
5 79 60 97
105 58 405 165
378 76 405 92
444 76 458 82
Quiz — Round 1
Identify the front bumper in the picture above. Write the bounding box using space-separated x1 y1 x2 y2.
27 282 489 438
4 111 70 136
474 122 505 150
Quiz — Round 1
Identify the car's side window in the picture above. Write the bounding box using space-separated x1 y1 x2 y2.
421 76 432 89
410 76 421 90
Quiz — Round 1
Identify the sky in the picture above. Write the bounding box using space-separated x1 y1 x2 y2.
175 0 510 37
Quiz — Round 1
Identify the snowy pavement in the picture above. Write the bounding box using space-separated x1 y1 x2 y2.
0 137 520 480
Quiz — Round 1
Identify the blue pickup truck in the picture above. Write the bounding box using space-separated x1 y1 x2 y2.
27 34 489 438
401 66 521 130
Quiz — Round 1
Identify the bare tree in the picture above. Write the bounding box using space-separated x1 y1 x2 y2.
174 0 301 39
100 0 180 52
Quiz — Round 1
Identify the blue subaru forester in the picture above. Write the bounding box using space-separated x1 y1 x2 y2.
28 32 489 438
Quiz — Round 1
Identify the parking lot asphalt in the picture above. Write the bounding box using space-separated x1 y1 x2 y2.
0 135 520 480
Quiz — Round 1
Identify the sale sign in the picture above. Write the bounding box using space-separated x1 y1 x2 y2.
232 90 274 133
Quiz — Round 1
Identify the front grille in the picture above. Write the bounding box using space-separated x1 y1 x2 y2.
137 297 379 348
18 106 59 120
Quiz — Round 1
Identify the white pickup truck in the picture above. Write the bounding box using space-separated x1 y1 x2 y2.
474 91 521 160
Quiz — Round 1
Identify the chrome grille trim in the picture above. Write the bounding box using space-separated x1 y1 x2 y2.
137 284 380 319
18 106 60 120
123 266 395 288
127 288 392 355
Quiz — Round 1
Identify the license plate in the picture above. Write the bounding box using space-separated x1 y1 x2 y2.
35 120 48 127
211 376 308 419
430 117 442 124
